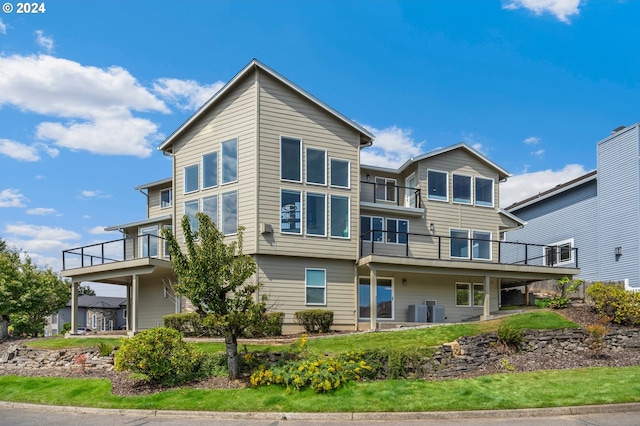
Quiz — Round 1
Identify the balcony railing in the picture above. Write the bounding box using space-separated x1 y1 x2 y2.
62 234 169 270
360 181 422 208
359 230 578 268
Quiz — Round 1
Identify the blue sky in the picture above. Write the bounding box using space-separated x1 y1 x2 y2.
1 0 639 295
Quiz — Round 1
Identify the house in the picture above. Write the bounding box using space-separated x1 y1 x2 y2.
504 124 640 291
61 59 579 334
45 295 127 336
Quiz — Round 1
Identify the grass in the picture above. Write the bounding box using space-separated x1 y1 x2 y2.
1 366 639 412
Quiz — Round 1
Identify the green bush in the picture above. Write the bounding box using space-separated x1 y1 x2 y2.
114 327 202 385
245 312 285 337
497 324 524 353
196 352 229 378
586 282 640 325
535 298 552 309
60 322 71 335
162 312 207 336
534 296 569 309
97 342 114 357
294 310 333 333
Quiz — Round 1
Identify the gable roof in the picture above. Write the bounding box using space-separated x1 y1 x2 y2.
67 295 127 309
158 59 374 152
505 170 597 212
362 142 511 179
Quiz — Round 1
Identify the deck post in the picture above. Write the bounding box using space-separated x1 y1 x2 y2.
480 275 494 321
129 274 139 335
69 281 79 335
369 266 378 331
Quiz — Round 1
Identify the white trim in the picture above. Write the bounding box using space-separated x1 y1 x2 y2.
305 147 327 186
471 230 492 261
427 169 449 202
280 135 303 183
221 138 239 185
329 157 351 189
474 176 494 208
450 228 470 259
305 268 327 306
305 192 327 237
280 188 302 235
329 194 350 239
452 173 473 205
543 238 575 266
405 173 417 208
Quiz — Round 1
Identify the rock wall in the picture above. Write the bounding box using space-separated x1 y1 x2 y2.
0 344 114 371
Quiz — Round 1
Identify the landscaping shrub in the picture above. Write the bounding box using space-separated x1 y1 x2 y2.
196 352 229 378
294 310 334 333
97 342 114 357
496 324 524 353
60 322 71 335
586 282 640 325
244 312 285 337
114 327 202 385
162 312 207 336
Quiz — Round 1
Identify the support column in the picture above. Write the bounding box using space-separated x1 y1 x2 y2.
130 274 139 335
480 275 494 321
369 266 377 331
69 281 79 336
525 283 530 306
125 284 131 331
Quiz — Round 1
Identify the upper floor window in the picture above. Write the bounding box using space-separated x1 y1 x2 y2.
451 229 492 260
544 239 574 266
203 152 218 189
427 170 447 201
160 188 172 208
306 192 326 236
330 195 350 238
221 139 238 184
202 195 218 226
453 174 472 204
306 148 326 185
281 189 302 234
375 177 396 202
221 190 238 236
386 218 408 244
281 137 302 182
475 177 494 207
184 200 199 233
330 158 350 188
450 229 469 259
360 215 383 242
472 231 491 260
184 165 199 194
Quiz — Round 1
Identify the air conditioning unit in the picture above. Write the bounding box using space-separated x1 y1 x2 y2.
407 304 428 322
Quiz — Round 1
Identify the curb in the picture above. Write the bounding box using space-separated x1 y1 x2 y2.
1 401 640 421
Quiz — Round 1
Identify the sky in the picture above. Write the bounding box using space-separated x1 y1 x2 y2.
1 0 639 296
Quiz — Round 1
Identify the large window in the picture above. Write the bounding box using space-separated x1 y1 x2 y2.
450 229 469 258
358 277 393 319
221 139 238 184
453 174 472 204
281 190 302 234
375 177 397 202
221 190 238 235
202 195 218 226
203 152 218 188
386 218 408 244
305 268 326 305
160 188 172 208
306 147 326 185
306 192 326 236
472 231 491 260
427 170 448 201
184 165 199 194
360 215 383 242
473 284 485 307
140 225 158 258
330 195 349 238
330 158 350 188
475 177 493 207
281 137 301 181
544 239 574 266
184 200 199 233
456 283 470 306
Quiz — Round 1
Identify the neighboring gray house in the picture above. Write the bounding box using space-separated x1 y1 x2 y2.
505 123 640 290
45 295 127 336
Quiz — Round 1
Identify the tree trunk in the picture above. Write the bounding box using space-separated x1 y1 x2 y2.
225 333 239 380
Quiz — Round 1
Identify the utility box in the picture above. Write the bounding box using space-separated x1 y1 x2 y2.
431 305 446 322
407 304 428 322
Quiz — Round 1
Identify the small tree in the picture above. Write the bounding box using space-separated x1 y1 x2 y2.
78 285 96 296
163 212 265 380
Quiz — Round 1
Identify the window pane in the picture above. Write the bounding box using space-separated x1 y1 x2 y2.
560 244 572 262
330 158 349 187
428 170 447 201
281 137 301 181
473 284 485 306
222 139 238 184
450 229 469 258
202 195 218 226
472 231 491 260
453 174 471 204
184 200 199 233
203 152 218 188
358 278 371 318
306 148 326 185
377 279 393 319
475 177 493 206
375 177 386 200
372 217 383 242
185 165 199 193
161 189 172 208
456 283 470 306
330 195 349 238
306 269 326 305
221 191 238 235
386 179 397 202
398 220 408 244
281 190 301 233
386 219 397 243
360 216 372 242
306 193 326 236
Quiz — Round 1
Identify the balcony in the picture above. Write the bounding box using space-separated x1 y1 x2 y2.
359 230 578 268
62 234 170 271
360 180 423 216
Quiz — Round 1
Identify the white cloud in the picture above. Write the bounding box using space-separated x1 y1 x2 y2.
502 0 581 23
360 125 425 168
524 136 540 145
80 190 111 198
35 30 54 53
531 149 545 158
0 138 39 161
0 189 27 207
500 163 588 208
0 54 169 157
153 78 224 111
89 226 111 235
26 207 58 215
0 19 7 35
4 223 81 240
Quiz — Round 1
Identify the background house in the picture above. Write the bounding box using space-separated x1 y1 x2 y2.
45 295 127 336
505 123 640 291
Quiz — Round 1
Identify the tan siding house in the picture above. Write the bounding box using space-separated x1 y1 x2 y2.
61 59 579 334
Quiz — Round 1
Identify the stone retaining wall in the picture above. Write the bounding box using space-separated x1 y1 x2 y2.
0 344 114 371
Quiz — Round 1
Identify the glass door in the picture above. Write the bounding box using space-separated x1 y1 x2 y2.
140 225 158 258
405 174 416 207
358 277 394 320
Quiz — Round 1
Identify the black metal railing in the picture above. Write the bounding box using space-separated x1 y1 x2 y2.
359 230 578 268
62 234 169 270
360 181 422 208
